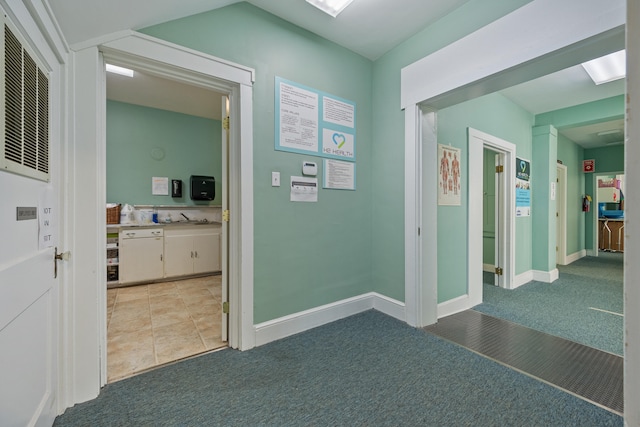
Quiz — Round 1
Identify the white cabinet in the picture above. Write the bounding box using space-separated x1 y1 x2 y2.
119 228 164 284
164 225 221 278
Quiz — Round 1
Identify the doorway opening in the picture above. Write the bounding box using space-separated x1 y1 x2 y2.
556 163 567 265
469 128 515 299
103 63 231 382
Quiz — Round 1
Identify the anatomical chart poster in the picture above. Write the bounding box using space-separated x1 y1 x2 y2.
275 76 356 162
438 144 461 206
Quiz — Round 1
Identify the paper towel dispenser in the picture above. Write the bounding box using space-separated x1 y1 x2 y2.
190 175 215 201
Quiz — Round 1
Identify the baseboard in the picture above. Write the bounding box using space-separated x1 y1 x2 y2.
533 268 559 283
437 294 480 319
586 249 598 257
254 293 405 347
566 250 587 265
513 270 533 289
483 264 494 273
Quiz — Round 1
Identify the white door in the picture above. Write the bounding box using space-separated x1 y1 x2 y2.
556 165 567 265
0 15 61 426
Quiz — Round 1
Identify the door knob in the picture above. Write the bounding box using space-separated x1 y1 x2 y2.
54 247 71 278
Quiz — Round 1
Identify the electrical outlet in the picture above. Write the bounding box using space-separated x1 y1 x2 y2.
272 171 280 187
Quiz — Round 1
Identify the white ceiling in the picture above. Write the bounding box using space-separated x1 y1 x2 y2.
52 0 625 149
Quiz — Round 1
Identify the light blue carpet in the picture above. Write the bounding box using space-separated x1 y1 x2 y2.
475 253 623 355
54 310 622 426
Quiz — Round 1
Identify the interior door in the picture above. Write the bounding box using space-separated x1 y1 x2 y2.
494 153 504 288
221 96 229 342
0 14 61 426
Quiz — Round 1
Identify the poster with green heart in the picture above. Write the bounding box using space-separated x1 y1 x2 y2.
275 76 356 162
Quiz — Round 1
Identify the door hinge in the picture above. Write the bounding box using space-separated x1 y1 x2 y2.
495 267 503 276
223 116 230 131
495 165 504 173
222 301 229 314
223 210 230 222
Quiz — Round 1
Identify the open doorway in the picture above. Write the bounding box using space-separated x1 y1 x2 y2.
469 128 515 302
104 64 230 382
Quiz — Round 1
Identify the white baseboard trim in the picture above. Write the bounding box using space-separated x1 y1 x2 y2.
483 263 495 273
533 268 559 283
566 249 587 265
587 249 598 257
254 292 405 347
437 294 479 319
513 270 533 289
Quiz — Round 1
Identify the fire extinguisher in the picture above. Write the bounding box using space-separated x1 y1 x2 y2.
582 195 592 212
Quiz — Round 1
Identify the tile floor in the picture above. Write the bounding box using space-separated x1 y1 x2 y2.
106 275 226 382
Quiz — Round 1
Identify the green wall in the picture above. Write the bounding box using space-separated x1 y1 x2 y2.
436 92 534 302
370 0 532 301
106 100 222 206
142 2 374 323
536 96 624 256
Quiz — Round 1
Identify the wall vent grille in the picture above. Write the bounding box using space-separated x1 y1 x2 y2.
1 18 50 181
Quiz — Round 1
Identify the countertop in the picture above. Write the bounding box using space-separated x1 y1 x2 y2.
107 221 222 229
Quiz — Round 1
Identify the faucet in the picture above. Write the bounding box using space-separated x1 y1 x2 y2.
180 212 190 221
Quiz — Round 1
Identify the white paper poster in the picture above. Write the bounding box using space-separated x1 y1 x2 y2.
278 82 319 152
438 144 462 206
323 159 355 190
290 176 318 202
275 77 356 162
38 187 57 249
152 177 169 195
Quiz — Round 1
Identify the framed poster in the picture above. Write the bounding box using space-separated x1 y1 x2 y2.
275 76 356 162
438 144 461 206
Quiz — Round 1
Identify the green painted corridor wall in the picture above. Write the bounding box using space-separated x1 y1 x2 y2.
141 2 373 323
370 0 532 301
437 93 534 301
106 100 222 206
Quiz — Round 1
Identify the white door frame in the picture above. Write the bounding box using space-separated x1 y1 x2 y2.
591 170 624 256
472 130 515 300
469 129 515 292
68 31 255 404
556 164 568 265
401 0 624 327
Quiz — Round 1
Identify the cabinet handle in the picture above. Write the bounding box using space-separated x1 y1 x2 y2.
160 254 163 261
195 251 198 258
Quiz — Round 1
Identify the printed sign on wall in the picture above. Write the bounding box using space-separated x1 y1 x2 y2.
438 144 462 206
275 77 356 162
516 157 531 217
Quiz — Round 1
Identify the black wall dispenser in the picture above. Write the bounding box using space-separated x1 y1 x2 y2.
190 175 215 200
171 179 183 198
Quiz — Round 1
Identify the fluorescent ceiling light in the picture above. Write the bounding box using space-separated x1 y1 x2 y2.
106 64 134 77
581 50 626 85
306 0 355 17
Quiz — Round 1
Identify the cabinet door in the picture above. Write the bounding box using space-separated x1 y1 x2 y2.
164 234 194 278
193 233 221 274
120 237 164 283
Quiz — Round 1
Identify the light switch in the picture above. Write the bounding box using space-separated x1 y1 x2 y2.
272 171 281 187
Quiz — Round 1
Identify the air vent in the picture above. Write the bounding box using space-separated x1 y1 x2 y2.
0 17 50 181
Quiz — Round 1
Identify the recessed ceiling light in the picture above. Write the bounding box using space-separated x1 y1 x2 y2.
106 64 134 77
581 50 626 85
597 129 622 137
305 0 355 17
